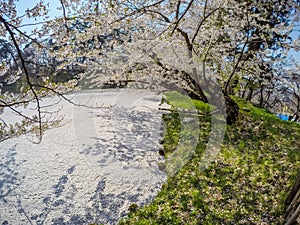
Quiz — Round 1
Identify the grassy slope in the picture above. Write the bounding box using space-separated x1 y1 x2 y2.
119 92 300 225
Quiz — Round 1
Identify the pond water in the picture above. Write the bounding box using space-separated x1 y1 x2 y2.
0 89 167 225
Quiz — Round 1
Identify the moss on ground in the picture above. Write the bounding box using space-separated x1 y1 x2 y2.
119 91 300 225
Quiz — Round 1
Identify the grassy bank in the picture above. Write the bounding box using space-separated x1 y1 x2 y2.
119 92 300 224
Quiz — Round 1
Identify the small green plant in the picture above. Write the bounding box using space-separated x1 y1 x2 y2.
128 203 139 212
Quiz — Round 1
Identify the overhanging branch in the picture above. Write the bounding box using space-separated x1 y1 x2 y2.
0 15 43 142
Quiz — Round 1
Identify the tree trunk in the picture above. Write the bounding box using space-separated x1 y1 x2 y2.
285 171 300 224
180 70 208 103
259 85 264 107
224 95 239 125
187 89 239 125
246 88 253 101
172 69 239 125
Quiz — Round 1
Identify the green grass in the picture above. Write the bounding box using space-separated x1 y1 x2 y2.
163 91 215 113
119 91 300 225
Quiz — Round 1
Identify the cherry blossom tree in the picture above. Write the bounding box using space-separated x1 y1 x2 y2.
277 63 300 120
51 0 298 122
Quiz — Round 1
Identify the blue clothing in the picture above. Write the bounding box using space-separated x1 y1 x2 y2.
277 114 289 121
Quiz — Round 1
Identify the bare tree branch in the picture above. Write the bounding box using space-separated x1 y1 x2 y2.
7 23 46 48
110 0 167 25
32 84 112 109
191 7 220 44
171 0 194 34
175 0 181 20
0 99 32 108
224 13 250 95
60 0 70 33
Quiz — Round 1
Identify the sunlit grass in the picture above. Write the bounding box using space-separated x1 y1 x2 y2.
119 92 300 225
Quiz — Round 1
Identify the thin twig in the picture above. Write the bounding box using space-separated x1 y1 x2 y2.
59 0 70 33
224 12 250 94
7 23 45 48
171 0 195 34
110 0 167 25
0 99 32 107
191 7 220 44
32 84 112 109
175 0 181 20
0 99 39 123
